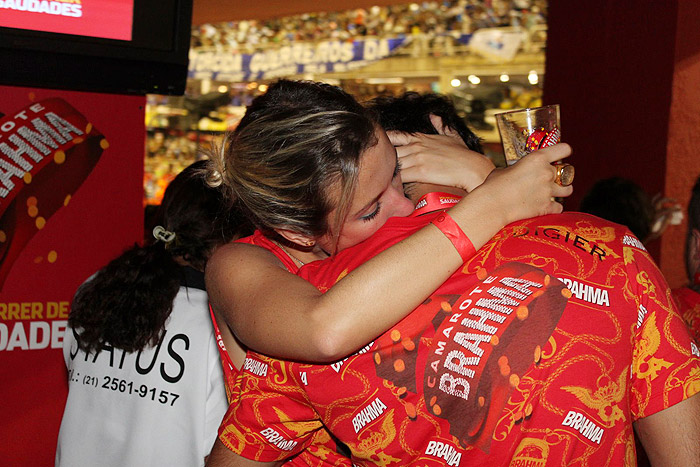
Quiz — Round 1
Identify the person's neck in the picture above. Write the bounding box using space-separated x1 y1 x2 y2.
690 268 700 294
273 239 329 266
690 280 700 295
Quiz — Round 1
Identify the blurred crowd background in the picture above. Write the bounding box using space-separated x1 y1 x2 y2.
190 0 547 53
145 0 549 204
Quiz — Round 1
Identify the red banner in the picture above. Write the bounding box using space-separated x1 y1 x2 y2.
0 85 144 465
0 0 134 41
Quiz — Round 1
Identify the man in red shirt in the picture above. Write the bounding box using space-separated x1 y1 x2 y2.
210 94 700 466
673 175 700 345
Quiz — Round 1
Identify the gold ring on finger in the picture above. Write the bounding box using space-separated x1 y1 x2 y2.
554 163 575 187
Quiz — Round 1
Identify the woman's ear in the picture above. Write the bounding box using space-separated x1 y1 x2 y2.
274 228 316 248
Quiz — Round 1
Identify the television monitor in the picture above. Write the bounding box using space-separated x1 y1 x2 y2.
0 0 193 95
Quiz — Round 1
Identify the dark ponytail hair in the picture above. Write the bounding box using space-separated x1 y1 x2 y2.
69 160 250 353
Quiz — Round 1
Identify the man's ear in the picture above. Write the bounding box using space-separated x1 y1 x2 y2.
274 228 316 248
429 114 458 137
429 114 446 134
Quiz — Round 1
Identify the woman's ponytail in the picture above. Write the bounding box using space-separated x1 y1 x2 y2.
69 241 181 353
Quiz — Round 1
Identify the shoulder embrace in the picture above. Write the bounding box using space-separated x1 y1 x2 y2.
206 242 284 284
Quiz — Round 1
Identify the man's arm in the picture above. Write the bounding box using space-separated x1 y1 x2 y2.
206 439 284 467
634 392 700 466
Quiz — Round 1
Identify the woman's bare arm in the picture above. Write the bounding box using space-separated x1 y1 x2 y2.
207 144 572 362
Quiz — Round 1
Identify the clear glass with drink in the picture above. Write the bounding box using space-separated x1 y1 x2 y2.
495 104 573 187
495 104 561 165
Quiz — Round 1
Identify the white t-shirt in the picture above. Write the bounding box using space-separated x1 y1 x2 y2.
56 272 227 467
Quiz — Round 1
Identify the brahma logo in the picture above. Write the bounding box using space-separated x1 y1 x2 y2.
0 98 107 290
511 437 549 467
422 262 568 453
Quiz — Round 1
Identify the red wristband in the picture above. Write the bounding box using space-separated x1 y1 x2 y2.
431 211 476 263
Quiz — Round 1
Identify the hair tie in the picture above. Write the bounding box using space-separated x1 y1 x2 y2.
206 166 224 188
153 226 176 245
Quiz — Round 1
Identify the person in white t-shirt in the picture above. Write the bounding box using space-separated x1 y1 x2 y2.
56 160 251 467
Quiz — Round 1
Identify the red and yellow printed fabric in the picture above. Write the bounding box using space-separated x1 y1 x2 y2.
672 286 700 345
220 212 700 466
215 230 356 466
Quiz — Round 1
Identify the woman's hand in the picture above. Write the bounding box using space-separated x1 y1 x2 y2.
387 119 495 192
476 143 574 225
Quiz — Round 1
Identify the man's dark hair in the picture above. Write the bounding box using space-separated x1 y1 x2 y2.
580 177 654 242
685 175 700 281
367 92 483 153
688 176 700 235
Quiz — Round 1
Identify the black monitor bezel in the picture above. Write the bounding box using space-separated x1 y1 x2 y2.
0 0 193 95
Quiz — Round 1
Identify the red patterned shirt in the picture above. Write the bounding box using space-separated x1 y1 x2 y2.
672 286 700 345
221 212 700 466
214 230 355 466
